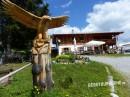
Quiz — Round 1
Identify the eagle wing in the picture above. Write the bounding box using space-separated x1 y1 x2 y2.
49 16 69 29
1 0 41 29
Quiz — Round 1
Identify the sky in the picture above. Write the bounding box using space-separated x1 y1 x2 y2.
45 0 130 43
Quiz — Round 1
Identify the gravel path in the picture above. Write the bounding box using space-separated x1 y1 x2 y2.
89 56 130 84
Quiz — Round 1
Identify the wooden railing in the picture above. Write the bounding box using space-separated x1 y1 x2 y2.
0 63 31 83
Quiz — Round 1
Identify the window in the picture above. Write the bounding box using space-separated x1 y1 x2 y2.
62 48 70 53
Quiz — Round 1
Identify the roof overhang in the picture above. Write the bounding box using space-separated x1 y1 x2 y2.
53 32 124 36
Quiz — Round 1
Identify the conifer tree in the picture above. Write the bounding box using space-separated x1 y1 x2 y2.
0 0 50 50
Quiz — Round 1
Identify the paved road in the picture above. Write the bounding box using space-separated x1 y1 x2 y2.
89 56 130 83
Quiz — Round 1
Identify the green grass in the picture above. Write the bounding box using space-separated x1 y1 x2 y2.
0 61 129 97
97 54 130 57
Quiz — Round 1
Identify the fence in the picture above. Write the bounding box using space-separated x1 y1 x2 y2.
0 63 31 83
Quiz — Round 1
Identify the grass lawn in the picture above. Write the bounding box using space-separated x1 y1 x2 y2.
0 61 129 97
97 53 130 57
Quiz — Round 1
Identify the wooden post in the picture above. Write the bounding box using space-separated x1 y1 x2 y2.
32 34 54 91
1 0 68 94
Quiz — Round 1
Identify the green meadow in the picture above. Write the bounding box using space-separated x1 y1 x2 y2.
0 61 129 97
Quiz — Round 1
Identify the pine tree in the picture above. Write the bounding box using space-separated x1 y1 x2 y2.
0 0 50 51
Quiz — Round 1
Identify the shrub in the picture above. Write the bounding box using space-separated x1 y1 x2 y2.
56 54 75 63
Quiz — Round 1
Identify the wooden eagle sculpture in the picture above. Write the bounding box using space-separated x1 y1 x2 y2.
1 0 69 92
1 0 68 40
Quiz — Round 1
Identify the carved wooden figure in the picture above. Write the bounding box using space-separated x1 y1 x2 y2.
2 0 68 91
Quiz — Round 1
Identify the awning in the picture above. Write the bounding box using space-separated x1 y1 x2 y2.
84 40 105 47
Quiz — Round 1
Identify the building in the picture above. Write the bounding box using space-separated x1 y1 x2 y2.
118 42 130 54
52 32 123 55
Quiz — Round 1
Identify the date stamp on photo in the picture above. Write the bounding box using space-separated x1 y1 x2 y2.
88 81 126 88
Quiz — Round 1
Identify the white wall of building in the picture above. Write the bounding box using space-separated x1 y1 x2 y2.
58 44 85 55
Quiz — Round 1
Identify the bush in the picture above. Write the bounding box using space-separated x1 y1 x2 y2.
56 54 75 63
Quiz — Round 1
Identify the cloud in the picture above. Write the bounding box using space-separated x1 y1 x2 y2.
48 25 80 35
63 10 70 14
83 0 130 42
61 0 72 8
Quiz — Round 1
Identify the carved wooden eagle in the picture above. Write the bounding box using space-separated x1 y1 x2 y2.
1 0 68 32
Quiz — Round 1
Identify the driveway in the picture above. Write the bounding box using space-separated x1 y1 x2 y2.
89 56 130 84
